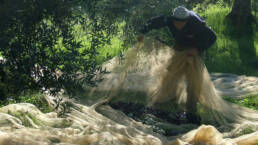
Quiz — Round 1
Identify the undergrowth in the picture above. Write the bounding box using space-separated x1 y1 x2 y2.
0 93 53 113
196 4 258 76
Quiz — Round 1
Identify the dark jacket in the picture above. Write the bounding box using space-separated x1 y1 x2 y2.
139 11 217 54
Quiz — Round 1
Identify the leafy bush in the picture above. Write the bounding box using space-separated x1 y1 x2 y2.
0 0 121 99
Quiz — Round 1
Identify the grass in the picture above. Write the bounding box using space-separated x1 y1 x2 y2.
195 4 258 76
223 95 258 110
8 111 41 127
0 93 53 113
72 22 125 64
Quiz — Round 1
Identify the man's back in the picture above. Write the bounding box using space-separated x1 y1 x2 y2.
139 9 217 54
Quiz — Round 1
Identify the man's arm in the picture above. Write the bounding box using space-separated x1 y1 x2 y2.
139 15 168 34
195 22 217 54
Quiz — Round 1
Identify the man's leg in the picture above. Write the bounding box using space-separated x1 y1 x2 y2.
151 50 186 104
185 57 203 124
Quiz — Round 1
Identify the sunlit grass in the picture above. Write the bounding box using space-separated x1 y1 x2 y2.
223 95 258 110
255 29 258 56
199 5 242 73
0 93 53 113
72 23 125 64
196 4 258 76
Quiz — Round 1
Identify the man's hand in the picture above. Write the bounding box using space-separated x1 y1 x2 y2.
137 35 144 43
187 48 198 57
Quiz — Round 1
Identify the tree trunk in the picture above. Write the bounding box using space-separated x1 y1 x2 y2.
226 0 257 69
228 0 253 25
254 0 257 18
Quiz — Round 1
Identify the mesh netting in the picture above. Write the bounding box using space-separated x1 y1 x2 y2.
0 39 257 145
97 39 258 129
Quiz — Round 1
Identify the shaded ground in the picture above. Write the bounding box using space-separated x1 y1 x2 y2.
109 102 197 136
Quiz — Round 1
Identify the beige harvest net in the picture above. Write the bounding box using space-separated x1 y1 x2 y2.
98 38 258 128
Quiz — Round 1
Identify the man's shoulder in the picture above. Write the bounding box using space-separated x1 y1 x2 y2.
188 11 206 26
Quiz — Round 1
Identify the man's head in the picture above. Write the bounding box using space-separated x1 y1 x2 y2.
172 6 189 29
172 6 190 21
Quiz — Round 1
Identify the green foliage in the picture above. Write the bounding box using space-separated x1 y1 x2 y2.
0 0 192 101
0 0 121 99
7 111 41 127
0 0 82 98
236 127 258 137
0 93 53 113
223 95 258 110
81 0 186 46
196 4 258 76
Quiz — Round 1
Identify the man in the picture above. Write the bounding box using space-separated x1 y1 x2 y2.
138 6 217 124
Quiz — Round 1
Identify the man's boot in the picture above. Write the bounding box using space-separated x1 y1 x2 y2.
186 112 201 124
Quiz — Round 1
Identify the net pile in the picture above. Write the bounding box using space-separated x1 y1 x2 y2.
0 97 257 145
0 39 258 144
92 39 258 130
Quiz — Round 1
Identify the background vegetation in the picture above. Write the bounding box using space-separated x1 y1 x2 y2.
0 0 257 109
